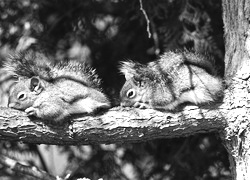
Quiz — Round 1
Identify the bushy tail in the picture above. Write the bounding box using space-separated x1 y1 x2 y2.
3 50 53 80
2 50 102 89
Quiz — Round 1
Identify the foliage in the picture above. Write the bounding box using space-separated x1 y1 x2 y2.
0 0 229 180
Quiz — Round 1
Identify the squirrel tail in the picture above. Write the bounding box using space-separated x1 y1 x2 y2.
3 50 103 89
3 50 52 79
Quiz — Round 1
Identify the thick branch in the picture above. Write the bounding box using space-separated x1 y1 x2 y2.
0 104 227 145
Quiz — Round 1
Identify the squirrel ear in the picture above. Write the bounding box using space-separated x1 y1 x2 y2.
120 61 137 80
133 76 142 86
133 76 146 87
30 77 44 94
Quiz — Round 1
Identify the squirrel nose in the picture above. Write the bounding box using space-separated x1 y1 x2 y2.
8 103 15 108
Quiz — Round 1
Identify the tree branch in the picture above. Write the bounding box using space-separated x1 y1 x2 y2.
0 104 227 145
0 154 57 180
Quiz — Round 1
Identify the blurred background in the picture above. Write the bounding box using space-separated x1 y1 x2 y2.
0 0 230 180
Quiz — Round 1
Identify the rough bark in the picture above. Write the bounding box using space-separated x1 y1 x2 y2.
0 105 226 145
222 0 250 79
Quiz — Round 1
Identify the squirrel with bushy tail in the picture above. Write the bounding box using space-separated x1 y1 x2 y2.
3 50 110 122
119 50 224 110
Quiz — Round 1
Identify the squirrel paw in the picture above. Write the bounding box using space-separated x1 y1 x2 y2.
163 100 180 111
25 107 37 116
134 102 151 109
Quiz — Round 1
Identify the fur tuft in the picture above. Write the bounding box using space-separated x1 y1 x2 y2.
51 60 102 89
119 61 138 79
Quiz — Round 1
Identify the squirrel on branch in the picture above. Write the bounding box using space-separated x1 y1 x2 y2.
119 50 224 111
3 50 110 122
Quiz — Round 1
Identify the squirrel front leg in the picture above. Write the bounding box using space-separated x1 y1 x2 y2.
25 106 66 122
25 107 37 116
25 95 69 122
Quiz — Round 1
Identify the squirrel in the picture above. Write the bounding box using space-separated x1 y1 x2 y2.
3 50 111 122
119 50 223 111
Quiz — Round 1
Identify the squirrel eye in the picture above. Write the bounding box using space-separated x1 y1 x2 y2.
126 89 136 99
17 92 27 101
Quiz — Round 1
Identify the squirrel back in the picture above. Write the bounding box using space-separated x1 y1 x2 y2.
119 50 223 110
149 50 217 76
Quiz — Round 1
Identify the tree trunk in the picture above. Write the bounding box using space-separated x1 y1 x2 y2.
222 1 250 180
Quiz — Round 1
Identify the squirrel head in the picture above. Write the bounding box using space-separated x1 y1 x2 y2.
120 78 149 107
119 61 150 107
8 77 45 110
119 60 175 108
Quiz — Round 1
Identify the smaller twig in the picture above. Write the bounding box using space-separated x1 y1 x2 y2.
149 18 160 55
139 0 151 38
0 154 58 180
